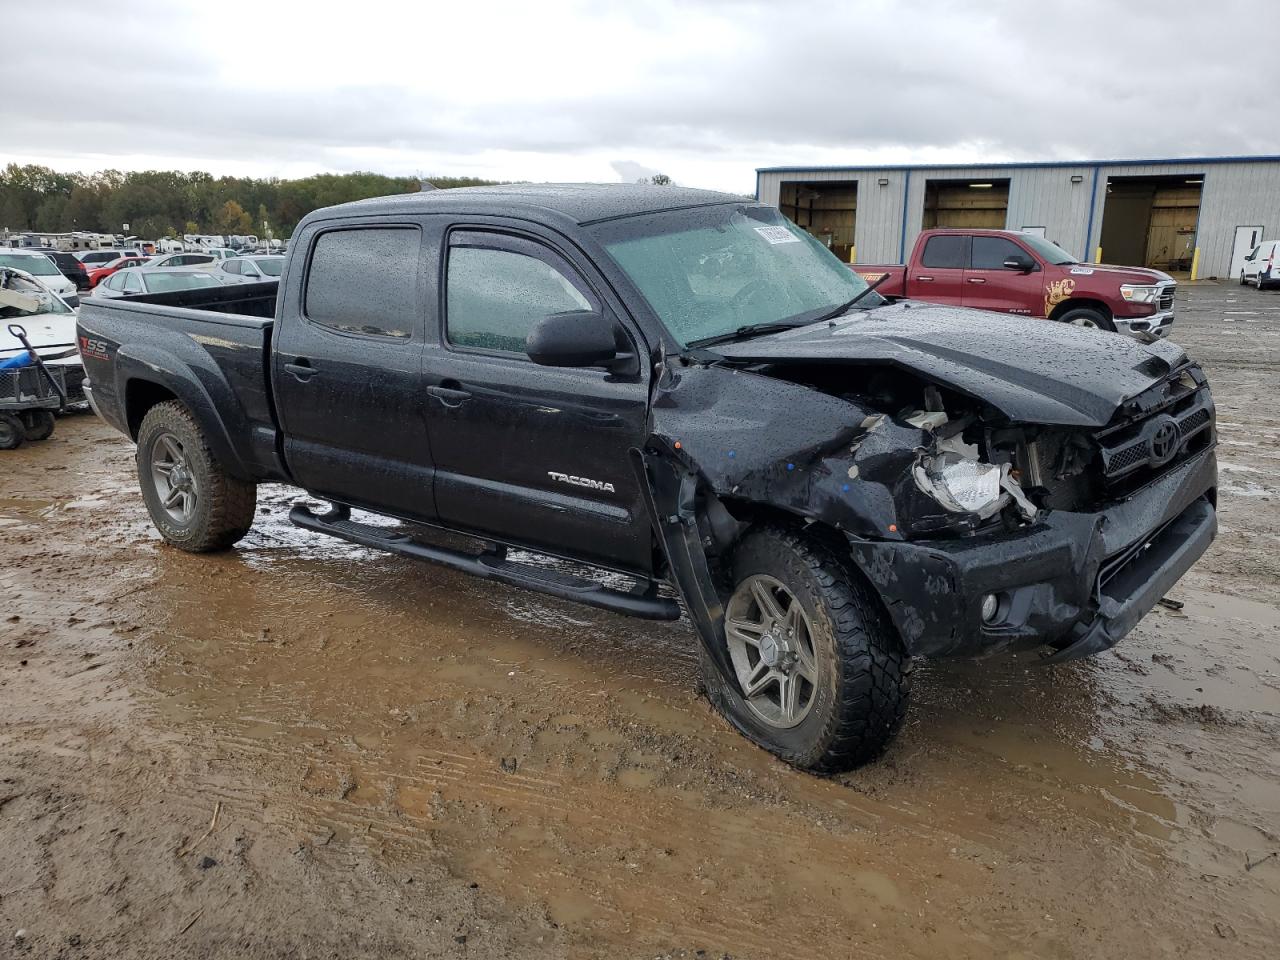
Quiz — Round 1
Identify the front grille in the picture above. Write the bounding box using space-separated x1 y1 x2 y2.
1094 371 1213 490
1158 285 1175 312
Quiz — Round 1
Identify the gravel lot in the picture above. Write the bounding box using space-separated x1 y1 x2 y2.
1 282 1277 959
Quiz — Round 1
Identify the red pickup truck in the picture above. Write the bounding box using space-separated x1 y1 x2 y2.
855 229 1176 340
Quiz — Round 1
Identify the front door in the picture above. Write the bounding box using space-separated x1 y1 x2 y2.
272 223 436 520
962 234 1044 315
911 233 968 305
1232 226 1265 281
422 228 653 574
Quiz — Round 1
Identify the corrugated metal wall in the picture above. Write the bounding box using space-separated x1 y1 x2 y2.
758 160 1280 278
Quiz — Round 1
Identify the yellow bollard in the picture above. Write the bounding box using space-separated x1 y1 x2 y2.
1095 246 1103 263
849 244 856 264
1190 247 1201 281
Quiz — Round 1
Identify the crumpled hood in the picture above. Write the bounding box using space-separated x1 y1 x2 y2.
713 301 1188 427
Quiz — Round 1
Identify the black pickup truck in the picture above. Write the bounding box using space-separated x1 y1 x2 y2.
77 184 1218 772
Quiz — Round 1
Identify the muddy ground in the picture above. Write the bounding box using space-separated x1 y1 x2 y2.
1 283 1278 959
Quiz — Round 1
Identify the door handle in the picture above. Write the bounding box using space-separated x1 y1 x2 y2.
915 275 934 282
284 359 316 381
967 277 987 284
427 383 472 408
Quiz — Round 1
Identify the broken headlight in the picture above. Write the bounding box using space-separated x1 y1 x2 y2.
912 453 1039 526
914 453 1005 518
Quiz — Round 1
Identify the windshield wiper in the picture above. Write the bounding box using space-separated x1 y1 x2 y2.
815 272 892 323
687 321 804 349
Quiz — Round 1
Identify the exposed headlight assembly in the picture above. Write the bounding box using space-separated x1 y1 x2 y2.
1119 283 1161 304
914 453 1038 522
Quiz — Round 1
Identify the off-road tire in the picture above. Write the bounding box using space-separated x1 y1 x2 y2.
1057 305 1116 332
20 410 55 441
0 412 24 450
701 527 912 773
136 401 256 552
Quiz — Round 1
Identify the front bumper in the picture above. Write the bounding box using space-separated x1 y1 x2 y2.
849 447 1216 660
1114 309 1173 340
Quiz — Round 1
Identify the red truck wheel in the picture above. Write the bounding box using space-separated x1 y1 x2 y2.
1057 306 1115 332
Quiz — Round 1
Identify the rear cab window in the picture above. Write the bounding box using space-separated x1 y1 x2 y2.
303 226 420 340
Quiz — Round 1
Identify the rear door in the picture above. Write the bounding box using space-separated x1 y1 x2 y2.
910 234 968 304
421 225 653 574
962 234 1044 315
272 221 437 520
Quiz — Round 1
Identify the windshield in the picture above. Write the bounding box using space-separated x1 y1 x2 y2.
0 253 61 277
0 268 73 320
592 205 880 347
144 272 220 293
253 258 283 276
1020 233 1078 265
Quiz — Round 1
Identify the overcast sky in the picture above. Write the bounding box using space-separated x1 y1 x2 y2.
4 0 1274 193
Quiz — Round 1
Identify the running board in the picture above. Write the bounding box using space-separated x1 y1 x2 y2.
288 504 681 621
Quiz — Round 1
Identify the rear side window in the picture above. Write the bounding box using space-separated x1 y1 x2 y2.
970 236 1027 270
304 227 419 339
446 244 594 355
921 235 968 269
222 260 242 275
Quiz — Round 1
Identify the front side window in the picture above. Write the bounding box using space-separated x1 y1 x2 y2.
970 236 1028 270
446 242 594 355
254 258 283 277
921 235 968 269
304 227 419 339
222 260 242 275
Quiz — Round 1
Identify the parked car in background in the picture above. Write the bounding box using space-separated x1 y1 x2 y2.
145 252 217 270
77 249 143 270
0 249 80 307
214 255 285 283
854 229 1176 341
29 248 91 290
0 265 86 401
90 267 223 298
86 256 151 289
204 248 239 261
1240 240 1277 289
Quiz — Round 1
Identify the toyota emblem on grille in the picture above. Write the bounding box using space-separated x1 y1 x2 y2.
1148 417 1179 465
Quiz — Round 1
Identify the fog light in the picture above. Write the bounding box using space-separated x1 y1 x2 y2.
981 593 1000 623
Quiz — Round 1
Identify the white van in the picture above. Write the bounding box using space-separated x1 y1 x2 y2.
1241 240 1277 289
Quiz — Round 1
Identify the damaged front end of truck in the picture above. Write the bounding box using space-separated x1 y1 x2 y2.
636 322 1218 688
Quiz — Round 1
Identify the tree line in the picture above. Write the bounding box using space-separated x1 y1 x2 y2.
0 164 502 241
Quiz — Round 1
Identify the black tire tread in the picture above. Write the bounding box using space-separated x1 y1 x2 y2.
705 525 912 773
0 412 24 450
136 401 255 552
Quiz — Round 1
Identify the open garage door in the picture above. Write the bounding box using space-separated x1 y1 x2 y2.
1099 175 1202 273
778 180 856 262
922 179 1009 230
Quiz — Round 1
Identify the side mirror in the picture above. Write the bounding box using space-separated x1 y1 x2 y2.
1003 254 1034 273
526 310 636 374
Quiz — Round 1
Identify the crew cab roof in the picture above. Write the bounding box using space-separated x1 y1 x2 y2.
310 182 747 227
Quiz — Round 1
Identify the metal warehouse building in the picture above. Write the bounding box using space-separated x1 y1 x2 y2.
755 156 1280 280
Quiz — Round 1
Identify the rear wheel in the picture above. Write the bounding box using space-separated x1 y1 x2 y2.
0 413 24 450
136 401 256 552
701 527 912 772
19 410 55 441
1057 306 1115 332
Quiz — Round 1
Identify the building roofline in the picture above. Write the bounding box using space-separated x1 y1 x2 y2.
756 155 1280 174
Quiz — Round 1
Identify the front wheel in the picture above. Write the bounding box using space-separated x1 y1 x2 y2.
1057 306 1115 332
136 401 256 552
701 527 912 772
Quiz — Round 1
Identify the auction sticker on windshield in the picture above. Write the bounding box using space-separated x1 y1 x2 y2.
754 225 801 244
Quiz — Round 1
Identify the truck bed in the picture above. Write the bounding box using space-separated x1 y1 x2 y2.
76 281 285 481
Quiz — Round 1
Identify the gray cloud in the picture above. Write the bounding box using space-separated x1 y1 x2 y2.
3 0 1274 190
